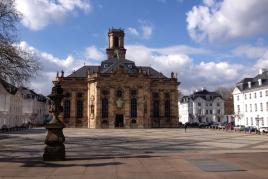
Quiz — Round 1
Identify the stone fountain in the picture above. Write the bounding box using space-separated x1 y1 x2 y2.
43 81 65 161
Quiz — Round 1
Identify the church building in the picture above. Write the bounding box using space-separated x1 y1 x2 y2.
56 28 180 128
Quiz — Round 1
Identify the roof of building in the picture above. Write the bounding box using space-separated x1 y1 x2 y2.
0 79 17 94
236 70 268 91
0 78 48 102
180 89 222 103
68 58 168 79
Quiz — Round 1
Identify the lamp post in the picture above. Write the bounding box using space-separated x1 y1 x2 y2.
43 81 65 161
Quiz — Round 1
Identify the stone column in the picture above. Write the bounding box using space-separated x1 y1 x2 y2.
171 89 178 127
159 90 164 127
124 88 130 128
146 88 152 128
70 91 76 127
97 86 103 128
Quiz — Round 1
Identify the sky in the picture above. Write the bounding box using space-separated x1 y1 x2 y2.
14 0 268 95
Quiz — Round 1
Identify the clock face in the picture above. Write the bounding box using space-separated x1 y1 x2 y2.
116 98 124 108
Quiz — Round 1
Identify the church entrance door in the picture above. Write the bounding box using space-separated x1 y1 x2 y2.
115 114 124 128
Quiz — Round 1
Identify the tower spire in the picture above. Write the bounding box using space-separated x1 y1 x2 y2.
106 28 126 60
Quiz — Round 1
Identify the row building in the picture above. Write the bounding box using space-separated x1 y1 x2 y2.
233 68 268 128
0 79 49 129
179 89 224 124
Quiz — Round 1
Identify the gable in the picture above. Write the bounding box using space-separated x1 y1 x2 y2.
232 87 241 95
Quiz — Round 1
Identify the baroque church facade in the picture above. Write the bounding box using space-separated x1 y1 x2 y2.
57 29 179 128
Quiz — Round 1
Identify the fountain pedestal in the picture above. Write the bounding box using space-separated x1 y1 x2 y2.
43 81 66 161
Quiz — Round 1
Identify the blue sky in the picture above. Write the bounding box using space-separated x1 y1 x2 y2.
15 0 268 95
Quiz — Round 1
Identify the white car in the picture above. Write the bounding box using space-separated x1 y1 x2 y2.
259 127 268 133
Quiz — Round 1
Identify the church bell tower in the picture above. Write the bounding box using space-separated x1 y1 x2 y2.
106 28 126 60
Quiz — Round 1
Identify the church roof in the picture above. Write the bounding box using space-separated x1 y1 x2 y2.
68 58 168 79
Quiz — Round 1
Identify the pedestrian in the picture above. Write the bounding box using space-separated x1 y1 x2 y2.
184 123 187 133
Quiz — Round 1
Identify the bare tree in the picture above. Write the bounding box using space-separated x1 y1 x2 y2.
215 87 234 100
0 0 39 85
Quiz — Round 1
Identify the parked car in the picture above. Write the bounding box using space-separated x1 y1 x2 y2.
234 125 245 131
218 124 226 129
225 123 234 130
245 126 257 133
259 127 268 133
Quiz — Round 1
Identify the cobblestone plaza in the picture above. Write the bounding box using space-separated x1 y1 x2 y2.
1 128 268 178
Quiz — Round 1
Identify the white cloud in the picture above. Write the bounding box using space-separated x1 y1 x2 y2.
127 21 153 39
233 45 268 60
254 51 268 70
127 27 140 37
85 46 104 61
19 41 268 96
15 0 91 31
141 25 153 39
18 41 99 95
186 0 268 43
126 45 248 94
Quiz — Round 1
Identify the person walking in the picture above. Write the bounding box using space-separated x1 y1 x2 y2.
184 123 187 133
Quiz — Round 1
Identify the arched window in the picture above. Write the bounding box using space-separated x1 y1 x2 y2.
153 100 159 117
102 98 109 118
114 36 119 48
164 93 171 118
64 100 70 118
152 92 160 117
76 100 83 118
131 98 137 118
164 100 170 117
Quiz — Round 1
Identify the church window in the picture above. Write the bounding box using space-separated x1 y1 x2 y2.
64 100 70 118
76 100 83 118
153 100 160 117
102 98 109 118
164 100 171 117
131 98 137 118
152 92 160 117
164 93 171 118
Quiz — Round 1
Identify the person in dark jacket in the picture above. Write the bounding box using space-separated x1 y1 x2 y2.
184 123 187 133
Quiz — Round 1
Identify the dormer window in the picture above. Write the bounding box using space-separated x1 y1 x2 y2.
104 64 109 68
248 81 251 88
128 64 132 69
258 79 262 86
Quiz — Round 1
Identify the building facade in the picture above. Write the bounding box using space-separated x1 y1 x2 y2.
0 79 49 129
233 69 268 128
179 89 224 124
57 29 180 128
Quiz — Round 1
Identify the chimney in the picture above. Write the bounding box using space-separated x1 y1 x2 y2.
259 68 268 74
258 79 262 86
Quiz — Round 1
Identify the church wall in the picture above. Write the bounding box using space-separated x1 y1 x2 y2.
58 78 88 128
